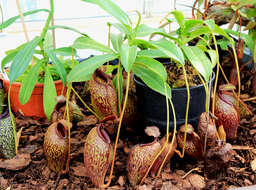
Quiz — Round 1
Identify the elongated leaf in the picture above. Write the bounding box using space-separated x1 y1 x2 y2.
19 62 42 105
184 26 210 44
54 47 77 56
43 32 53 51
48 25 88 36
133 63 171 98
113 67 123 106
137 49 169 58
110 33 123 52
171 10 185 28
1 51 18 72
214 25 233 44
0 9 50 30
43 67 57 120
204 19 215 31
67 54 118 83
9 36 42 84
136 24 165 37
182 46 212 81
1 43 28 71
72 36 114 54
108 22 130 35
184 20 204 34
81 0 131 25
224 29 254 54
150 38 185 65
135 56 167 81
207 50 217 68
120 43 137 72
47 50 67 85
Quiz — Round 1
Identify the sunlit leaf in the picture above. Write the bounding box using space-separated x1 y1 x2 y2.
110 33 123 52
9 36 42 84
47 50 67 85
72 36 114 54
133 63 171 98
81 0 131 25
43 67 57 120
150 38 185 65
0 9 50 30
120 43 137 72
67 54 118 83
135 56 167 81
136 24 165 37
19 62 42 105
182 46 212 81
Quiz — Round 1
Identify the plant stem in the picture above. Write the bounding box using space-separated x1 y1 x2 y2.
156 95 177 177
211 34 220 115
8 87 17 154
231 44 241 108
102 71 131 188
39 0 54 62
63 84 72 174
181 65 190 157
71 86 100 119
117 63 122 116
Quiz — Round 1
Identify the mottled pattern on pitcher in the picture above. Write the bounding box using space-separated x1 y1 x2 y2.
0 113 16 159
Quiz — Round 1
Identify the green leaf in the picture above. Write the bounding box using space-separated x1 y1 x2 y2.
1 51 18 72
214 25 233 44
19 62 42 105
136 24 165 37
0 9 50 30
207 50 217 68
108 22 130 35
43 67 57 120
72 36 114 54
43 32 53 51
46 50 67 85
224 29 254 54
81 0 131 25
183 20 204 34
184 26 210 44
204 19 215 31
112 67 123 106
137 49 169 58
120 43 137 72
150 38 185 65
1 43 28 71
9 36 42 84
182 46 212 81
48 25 88 36
67 54 118 83
110 33 123 52
53 47 77 56
170 10 185 28
133 63 171 98
135 56 167 81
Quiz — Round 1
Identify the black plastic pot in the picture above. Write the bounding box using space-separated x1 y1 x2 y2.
134 72 215 134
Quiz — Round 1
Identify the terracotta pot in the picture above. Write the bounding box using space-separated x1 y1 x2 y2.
1 78 65 118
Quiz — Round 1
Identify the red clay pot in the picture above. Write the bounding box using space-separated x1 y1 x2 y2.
2 78 65 118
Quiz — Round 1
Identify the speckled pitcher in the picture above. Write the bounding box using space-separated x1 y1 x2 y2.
0 108 16 159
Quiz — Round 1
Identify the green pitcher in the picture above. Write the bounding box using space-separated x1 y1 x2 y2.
0 108 16 159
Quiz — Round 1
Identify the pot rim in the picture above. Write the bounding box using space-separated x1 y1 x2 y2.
0 74 63 88
133 71 215 92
